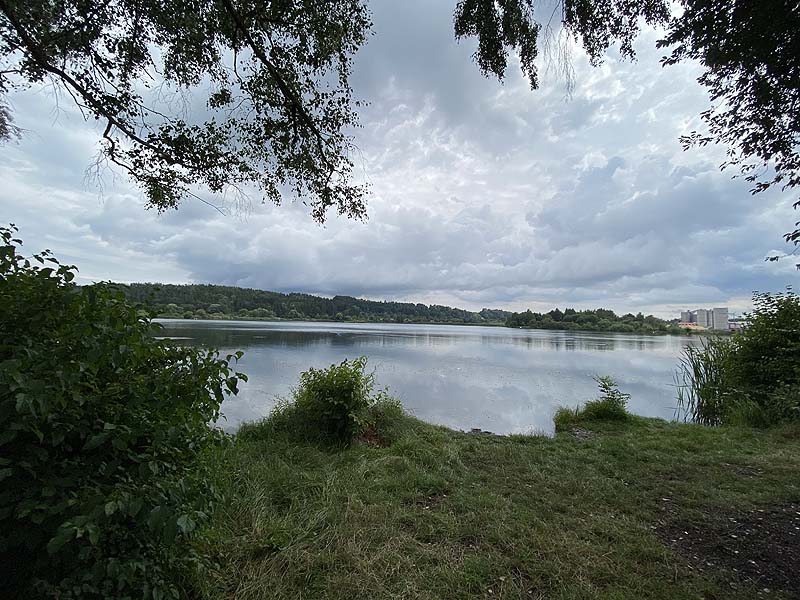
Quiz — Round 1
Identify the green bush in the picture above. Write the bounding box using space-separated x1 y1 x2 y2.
582 375 631 420
554 375 630 431
676 290 800 427
292 356 378 445
0 225 246 599
239 394 406 449
552 407 580 432
727 290 800 423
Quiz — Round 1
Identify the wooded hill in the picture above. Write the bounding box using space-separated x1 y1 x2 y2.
118 283 513 325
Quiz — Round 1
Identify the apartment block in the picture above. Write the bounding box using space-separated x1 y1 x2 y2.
712 307 729 331
679 307 729 330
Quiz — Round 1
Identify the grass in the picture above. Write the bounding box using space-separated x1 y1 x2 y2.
196 403 800 599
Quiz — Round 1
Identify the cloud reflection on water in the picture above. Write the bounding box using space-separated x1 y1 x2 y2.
157 320 694 435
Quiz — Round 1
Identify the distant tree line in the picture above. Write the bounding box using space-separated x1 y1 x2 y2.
118 283 513 325
505 308 684 335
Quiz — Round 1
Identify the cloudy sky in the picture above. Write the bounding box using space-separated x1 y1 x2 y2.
1 0 796 318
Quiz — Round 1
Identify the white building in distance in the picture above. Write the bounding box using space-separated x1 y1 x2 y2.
712 307 728 331
680 307 729 331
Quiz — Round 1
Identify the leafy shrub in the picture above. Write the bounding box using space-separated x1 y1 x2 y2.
676 290 800 427
583 375 631 420
0 225 245 599
552 406 580 432
240 394 407 451
554 375 630 431
292 356 378 445
727 290 800 422
253 356 380 446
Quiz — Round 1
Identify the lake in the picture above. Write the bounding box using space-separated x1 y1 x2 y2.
157 320 696 435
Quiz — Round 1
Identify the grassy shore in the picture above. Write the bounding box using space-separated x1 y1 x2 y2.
197 406 800 599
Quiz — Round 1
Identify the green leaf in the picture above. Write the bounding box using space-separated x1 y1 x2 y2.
83 432 110 451
147 506 172 531
47 528 73 555
88 525 100 545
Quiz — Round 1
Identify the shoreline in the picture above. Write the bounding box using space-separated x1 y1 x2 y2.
197 409 800 598
154 316 702 337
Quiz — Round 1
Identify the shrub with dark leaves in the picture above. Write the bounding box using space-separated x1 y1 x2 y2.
0 224 245 598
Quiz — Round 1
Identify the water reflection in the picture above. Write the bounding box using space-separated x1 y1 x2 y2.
156 319 695 435
156 319 668 352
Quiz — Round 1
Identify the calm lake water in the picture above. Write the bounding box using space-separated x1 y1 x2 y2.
157 320 696 435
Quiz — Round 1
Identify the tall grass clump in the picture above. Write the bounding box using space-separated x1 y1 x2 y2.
0 225 245 599
675 337 736 426
554 375 631 431
676 289 800 427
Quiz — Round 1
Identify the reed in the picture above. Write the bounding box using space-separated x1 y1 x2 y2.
674 337 736 426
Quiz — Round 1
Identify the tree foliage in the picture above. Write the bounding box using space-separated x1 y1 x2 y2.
454 0 670 89
1 0 797 244
506 306 683 335
456 0 799 256
0 225 245 598
659 0 800 256
0 0 371 221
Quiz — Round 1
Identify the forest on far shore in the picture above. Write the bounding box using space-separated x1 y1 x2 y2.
118 282 513 325
118 282 683 334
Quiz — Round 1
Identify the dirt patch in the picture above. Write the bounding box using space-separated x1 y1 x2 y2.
657 501 800 598
358 426 389 448
406 492 448 511
569 427 594 440
722 462 766 479
468 428 499 436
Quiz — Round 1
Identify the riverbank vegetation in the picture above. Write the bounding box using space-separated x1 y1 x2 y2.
195 391 800 599
119 282 512 325
553 375 631 430
0 226 246 599
676 290 800 428
505 307 685 335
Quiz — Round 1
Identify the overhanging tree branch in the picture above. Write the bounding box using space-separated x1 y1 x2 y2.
0 0 177 164
217 0 337 176
0 0 369 220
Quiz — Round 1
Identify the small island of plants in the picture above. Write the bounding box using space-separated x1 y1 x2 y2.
505 307 686 335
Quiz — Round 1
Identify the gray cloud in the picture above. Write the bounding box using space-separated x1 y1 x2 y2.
0 0 797 318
